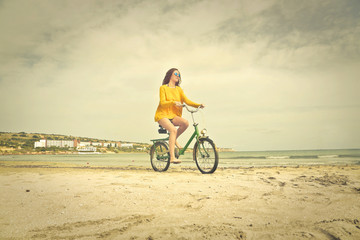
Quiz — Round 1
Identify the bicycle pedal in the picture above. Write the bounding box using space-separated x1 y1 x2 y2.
158 151 170 155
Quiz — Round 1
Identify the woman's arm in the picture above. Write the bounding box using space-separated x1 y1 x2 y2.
180 88 201 108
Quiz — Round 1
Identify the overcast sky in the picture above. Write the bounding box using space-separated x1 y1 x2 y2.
0 0 359 151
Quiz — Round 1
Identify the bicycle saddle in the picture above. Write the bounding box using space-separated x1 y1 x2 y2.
158 125 168 134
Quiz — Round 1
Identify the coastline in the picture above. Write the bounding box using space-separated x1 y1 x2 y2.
0 151 149 155
1 163 359 239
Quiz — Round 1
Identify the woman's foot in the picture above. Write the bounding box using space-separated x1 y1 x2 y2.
170 158 181 164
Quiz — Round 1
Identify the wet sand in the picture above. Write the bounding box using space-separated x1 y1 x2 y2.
0 161 359 239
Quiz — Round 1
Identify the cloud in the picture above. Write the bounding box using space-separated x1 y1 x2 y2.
211 0 360 70
0 0 359 150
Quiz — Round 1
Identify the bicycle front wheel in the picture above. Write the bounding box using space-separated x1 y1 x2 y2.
193 138 219 174
150 142 170 172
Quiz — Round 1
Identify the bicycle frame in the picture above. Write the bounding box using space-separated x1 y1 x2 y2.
150 123 200 154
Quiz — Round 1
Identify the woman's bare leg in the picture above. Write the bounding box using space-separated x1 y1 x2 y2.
158 118 181 163
172 116 189 149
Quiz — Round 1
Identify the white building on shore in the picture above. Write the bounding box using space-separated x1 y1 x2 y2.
103 142 118 148
34 139 46 148
120 143 133 148
34 139 120 149
79 142 91 147
34 139 75 148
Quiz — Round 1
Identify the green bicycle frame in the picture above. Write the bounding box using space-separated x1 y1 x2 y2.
178 123 200 155
151 123 210 158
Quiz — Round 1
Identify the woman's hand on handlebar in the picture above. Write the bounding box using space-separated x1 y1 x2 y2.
174 101 183 108
200 104 205 109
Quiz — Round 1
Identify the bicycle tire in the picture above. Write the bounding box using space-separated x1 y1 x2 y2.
193 138 219 174
150 141 170 172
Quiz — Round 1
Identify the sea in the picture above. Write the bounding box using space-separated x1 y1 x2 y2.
1 149 359 169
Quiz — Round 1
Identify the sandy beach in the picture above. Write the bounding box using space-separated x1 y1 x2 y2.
0 161 359 240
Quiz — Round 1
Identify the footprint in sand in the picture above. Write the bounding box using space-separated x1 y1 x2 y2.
28 214 154 239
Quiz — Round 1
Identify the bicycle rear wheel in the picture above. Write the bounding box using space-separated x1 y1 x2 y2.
193 138 219 174
150 142 170 172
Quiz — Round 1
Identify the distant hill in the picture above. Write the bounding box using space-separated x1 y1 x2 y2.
0 132 150 155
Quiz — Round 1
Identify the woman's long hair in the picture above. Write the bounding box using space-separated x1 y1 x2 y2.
162 68 181 86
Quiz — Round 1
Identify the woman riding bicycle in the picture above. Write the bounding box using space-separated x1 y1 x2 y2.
154 68 205 164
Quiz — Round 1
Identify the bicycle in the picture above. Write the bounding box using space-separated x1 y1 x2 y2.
150 105 219 174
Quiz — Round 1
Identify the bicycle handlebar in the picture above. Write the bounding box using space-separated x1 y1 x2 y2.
182 104 201 113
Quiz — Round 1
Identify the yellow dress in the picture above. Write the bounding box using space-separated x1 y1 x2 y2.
154 85 200 122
